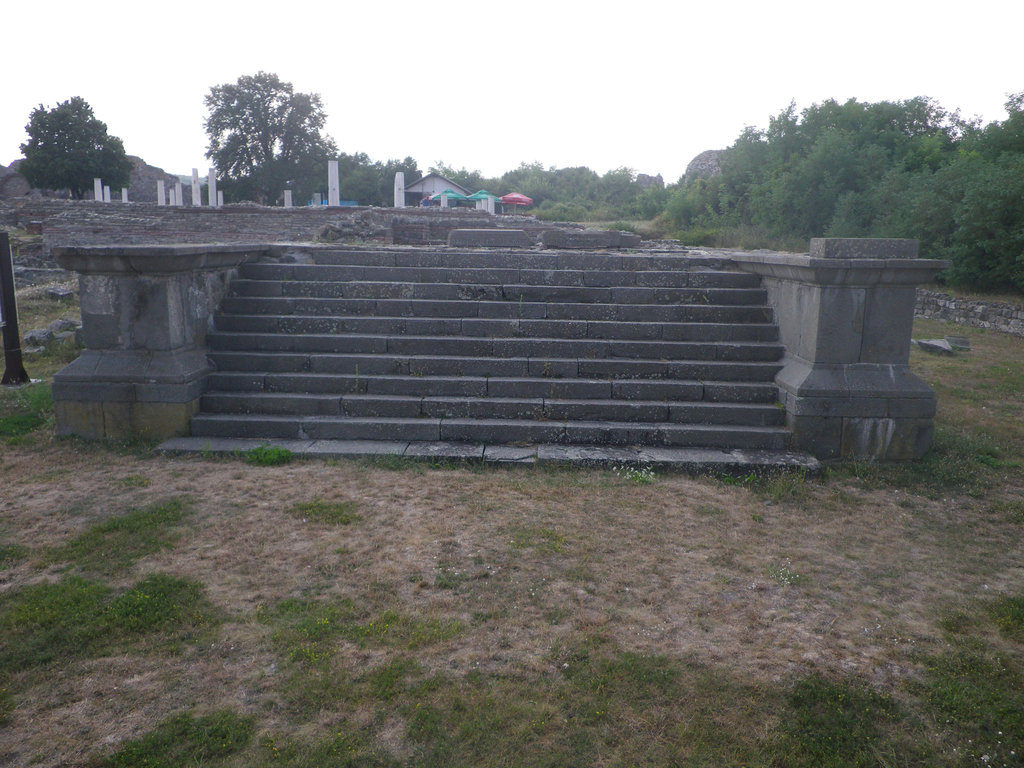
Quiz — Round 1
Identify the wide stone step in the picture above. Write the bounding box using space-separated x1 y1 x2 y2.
207 352 783 383
205 370 781 402
200 391 785 426
206 331 785 361
219 294 775 324
213 314 778 342
289 246 731 272
225 279 767 305
189 413 790 450
239 261 763 289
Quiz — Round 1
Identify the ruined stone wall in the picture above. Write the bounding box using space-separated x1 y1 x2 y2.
915 288 1024 338
0 200 572 257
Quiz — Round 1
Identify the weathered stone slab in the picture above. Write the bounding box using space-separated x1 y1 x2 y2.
447 229 533 248
809 237 919 260
541 229 626 249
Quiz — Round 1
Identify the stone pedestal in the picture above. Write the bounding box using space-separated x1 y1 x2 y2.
732 239 949 460
51 244 260 440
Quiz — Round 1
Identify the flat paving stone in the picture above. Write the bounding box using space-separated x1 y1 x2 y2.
157 437 819 474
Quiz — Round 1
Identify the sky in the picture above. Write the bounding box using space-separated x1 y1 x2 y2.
3 0 1022 186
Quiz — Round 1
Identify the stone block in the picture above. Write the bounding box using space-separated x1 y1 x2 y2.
541 229 622 249
446 229 533 248
809 238 919 260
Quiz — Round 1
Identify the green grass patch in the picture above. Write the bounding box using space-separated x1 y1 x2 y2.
913 596 1024 767
841 425 1010 496
0 383 53 442
986 594 1024 641
116 474 151 489
507 525 567 555
96 709 254 768
0 542 28 568
774 675 916 767
243 443 294 466
42 496 191 576
266 598 464 666
0 573 214 673
287 498 362 525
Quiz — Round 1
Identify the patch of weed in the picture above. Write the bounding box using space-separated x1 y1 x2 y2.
843 425 1010 496
613 463 656 484
989 498 1024 524
0 383 52 442
106 573 211 634
244 443 294 466
508 525 567 554
260 730 399 768
96 709 254 768
718 468 810 503
42 496 191 576
0 572 214 672
116 474 151 489
354 454 422 473
0 543 28 568
774 675 914 768
915 598 1024 767
986 594 1024 641
767 558 806 586
287 498 362 526
266 599 464 665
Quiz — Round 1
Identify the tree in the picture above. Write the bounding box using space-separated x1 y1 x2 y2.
204 72 337 204
19 97 132 199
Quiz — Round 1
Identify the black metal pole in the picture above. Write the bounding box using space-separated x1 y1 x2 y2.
1 230 30 385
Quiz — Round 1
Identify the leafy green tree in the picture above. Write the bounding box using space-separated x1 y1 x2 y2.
19 97 132 199
204 72 337 204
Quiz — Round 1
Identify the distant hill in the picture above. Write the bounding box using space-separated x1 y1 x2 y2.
0 155 185 202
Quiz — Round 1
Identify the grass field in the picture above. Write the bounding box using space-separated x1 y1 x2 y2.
1 290 1022 766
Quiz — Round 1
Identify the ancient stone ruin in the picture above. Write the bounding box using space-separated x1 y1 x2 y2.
41 204 947 464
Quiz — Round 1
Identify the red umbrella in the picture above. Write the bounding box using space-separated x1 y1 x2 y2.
500 192 533 206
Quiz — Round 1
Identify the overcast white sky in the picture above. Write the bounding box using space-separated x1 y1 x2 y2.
3 0 1021 185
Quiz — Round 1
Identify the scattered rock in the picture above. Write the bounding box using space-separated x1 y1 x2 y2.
22 328 54 345
47 287 74 300
915 338 954 354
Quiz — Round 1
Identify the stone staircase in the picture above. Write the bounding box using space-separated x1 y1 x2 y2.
190 245 792 452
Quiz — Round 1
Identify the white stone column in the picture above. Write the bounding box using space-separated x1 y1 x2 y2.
208 169 218 208
393 172 405 208
156 180 166 205
191 168 201 206
103 185 111 203
121 188 129 203
175 182 184 207
440 193 448 209
313 192 322 206
283 190 293 208
327 160 340 207
217 190 224 207
94 178 103 201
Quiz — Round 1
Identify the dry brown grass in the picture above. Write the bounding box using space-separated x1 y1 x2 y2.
1 316 1023 766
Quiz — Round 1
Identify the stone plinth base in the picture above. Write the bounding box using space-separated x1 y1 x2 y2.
732 239 949 461
52 243 258 441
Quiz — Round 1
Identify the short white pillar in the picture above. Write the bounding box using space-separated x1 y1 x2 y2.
93 178 103 201
393 172 405 208
121 188 129 203
208 169 218 208
175 182 184 207
191 168 201 206
327 160 340 207
283 190 293 208
103 185 111 203
440 193 449 209
156 180 166 205
217 190 224 207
